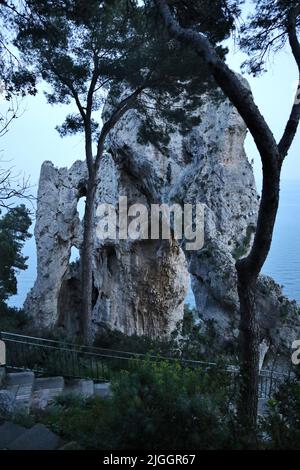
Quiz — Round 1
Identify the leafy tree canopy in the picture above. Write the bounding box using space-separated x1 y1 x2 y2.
10 0 238 147
152 0 243 37
240 0 300 75
0 0 36 99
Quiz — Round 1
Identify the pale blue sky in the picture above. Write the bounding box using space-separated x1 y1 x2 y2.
1 9 300 307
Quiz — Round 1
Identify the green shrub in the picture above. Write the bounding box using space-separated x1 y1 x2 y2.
36 395 109 447
106 359 234 449
261 371 300 449
94 308 237 365
94 328 172 356
38 359 235 450
232 224 256 261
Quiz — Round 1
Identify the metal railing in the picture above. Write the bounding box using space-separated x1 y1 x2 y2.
0 331 146 382
0 330 288 397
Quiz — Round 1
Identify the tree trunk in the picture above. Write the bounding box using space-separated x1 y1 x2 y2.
78 88 142 345
235 169 280 441
236 269 259 444
80 175 96 345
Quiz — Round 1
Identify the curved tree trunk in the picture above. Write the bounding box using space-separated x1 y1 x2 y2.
154 0 300 443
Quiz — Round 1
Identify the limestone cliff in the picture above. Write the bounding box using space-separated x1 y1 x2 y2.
25 88 300 368
24 155 189 338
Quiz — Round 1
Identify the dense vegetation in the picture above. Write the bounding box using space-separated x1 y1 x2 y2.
35 359 235 450
261 369 300 449
12 359 293 450
94 305 238 363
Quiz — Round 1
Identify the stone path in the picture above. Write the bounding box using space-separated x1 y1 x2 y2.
0 368 112 449
0 422 63 450
1 370 111 413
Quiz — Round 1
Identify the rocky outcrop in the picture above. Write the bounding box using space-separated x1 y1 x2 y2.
25 85 300 367
25 155 189 339
24 160 86 331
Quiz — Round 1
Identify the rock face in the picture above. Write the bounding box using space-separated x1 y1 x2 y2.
107 91 300 366
25 86 300 367
24 160 86 332
25 155 189 338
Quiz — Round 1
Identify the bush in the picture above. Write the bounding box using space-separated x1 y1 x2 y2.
105 359 234 449
94 307 237 365
0 303 29 333
94 328 172 356
36 394 109 448
38 359 235 450
261 370 300 449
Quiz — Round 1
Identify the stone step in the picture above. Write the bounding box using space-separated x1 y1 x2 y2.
6 371 35 414
2 370 111 413
94 382 112 399
34 376 64 391
31 376 65 410
0 421 27 449
8 423 62 450
6 371 35 387
64 379 94 398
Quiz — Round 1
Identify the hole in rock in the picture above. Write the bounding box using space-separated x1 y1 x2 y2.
56 244 81 339
70 246 80 263
185 277 196 309
77 195 86 221
183 272 202 325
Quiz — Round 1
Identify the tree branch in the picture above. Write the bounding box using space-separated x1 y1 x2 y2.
85 62 100 175
44 56 87 123
278 7 300 160
94 85 146 172
154 0 279 174
155 0 282 278
0 163 35 210
0 107 19 138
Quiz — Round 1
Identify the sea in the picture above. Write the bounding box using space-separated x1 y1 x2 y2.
263 180 300 304
8 179 300 309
